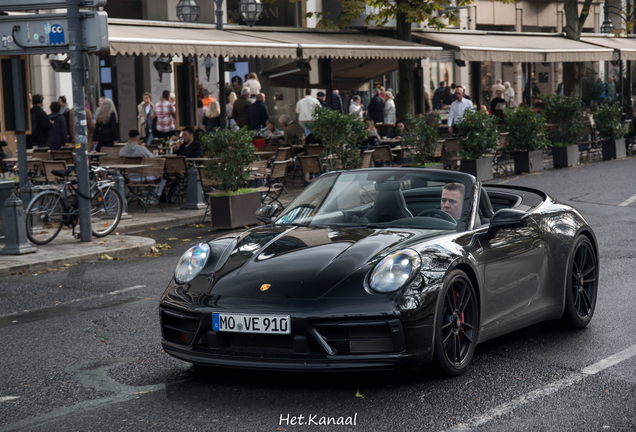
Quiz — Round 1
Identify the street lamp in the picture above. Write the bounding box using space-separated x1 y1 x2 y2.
239 0 264 27
176 0 201 23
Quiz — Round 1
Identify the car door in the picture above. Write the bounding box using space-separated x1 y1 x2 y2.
473 217 546 332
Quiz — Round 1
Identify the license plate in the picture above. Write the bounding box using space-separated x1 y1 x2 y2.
212 313 291 334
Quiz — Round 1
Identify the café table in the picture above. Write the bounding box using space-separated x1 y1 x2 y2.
254 151 276 161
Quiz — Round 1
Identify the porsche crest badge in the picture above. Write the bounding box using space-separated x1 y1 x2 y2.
260 284 271 291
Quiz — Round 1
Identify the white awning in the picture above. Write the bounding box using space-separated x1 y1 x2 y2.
581 35 636 61
412 31 614 62
107 19 441 60
108 22 298 58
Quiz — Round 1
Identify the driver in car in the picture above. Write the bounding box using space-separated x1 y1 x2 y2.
441 182 464 220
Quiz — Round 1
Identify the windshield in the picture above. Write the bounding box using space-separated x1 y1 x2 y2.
275 169 473 231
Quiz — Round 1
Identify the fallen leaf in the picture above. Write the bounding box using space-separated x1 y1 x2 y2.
355 390 364 399
181 239 191 242
115 232 120 235
95 241 106 245
133 390 150 395
149 228 158 231
167 238 179 241
100 254 114 260
62 263 75 268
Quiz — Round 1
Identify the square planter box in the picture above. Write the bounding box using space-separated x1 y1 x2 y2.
513 150 544 174
602 139 626 161
460 157 493 181
552 145 580 168
209 191 261 229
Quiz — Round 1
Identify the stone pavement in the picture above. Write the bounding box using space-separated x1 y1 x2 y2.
0 185 305 277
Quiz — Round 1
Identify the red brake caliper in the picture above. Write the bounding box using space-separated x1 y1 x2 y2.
454 289 465 337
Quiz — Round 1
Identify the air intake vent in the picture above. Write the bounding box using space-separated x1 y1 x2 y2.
161 309 200 345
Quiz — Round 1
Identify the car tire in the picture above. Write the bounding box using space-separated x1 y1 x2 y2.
561 235 598 329
433 269 479 376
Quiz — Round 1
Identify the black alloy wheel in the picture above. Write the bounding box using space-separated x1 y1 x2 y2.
433 269 479 376
562 236 598 328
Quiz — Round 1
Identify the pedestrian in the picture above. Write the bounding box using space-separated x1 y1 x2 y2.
423 88 432 113
119 129 155 158
461 85 471 101
316 91 327 109
296 89 321 135
379 86 386 100
504 81 516 107
368 88 385 124
605 76 616 103
47 101 68 151
154 90 176 140
231 87 252 129
447 87 473 134
349 95 364 118
137 92 155 142
58 96 70 139
92 98 119 151
93 96 105 124
28 94 51 149
242 72 261 96
523 77 541 105
383 91 396 125
226 92 237 128
248 93 269 131
432 81 447 110
490 89 507 122
201 90 214 108
331 89 344 113
203 99 222 132
490 79 505 100
443 85 455 107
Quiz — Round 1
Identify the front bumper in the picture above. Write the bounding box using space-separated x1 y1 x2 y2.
159 289 437 371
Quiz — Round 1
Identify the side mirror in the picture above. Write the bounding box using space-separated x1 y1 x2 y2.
255 204 282 225
488 208 526 230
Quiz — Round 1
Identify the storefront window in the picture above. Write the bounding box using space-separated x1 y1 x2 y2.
481 61 495 104
429 60 453 91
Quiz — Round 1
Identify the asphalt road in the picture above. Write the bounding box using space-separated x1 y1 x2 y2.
1 158 636 432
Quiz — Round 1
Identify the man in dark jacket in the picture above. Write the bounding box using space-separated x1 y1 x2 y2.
331 89 344 113
367 88 385 124
231 88 252 129
432 81 446 110
29 94 51 148
47 101 68 151
248 93 269 131
174 127 203 158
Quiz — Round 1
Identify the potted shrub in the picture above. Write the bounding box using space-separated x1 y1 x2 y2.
309 106 367 171
200 128 259 228
402 114 442 168
594 102 626 161
455 109 499 181
541 94 588 168
504 107 549 174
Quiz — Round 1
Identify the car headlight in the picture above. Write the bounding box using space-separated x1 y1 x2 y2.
369 249 422 293
175 243 211 284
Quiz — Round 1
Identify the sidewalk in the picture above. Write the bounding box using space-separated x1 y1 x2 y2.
0 185 305 277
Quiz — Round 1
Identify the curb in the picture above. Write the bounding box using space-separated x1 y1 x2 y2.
0 236 156 277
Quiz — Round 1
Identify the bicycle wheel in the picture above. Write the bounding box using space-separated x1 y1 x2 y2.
26 191 66 245
90 186 123 237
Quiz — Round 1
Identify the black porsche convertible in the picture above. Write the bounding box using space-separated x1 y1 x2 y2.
160 168 599 375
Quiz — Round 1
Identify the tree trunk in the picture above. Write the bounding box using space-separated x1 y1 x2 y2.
396 11 413 120
563 0 593 98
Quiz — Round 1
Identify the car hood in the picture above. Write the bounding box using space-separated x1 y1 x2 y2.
209 225 443 299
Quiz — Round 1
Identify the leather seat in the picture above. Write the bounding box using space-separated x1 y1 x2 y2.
360 181 413 223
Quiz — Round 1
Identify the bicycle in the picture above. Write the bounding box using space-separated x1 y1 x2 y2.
25 166 124 245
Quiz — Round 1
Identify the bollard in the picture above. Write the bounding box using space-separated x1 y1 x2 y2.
0 192 37 255
0 180 15 236
181 164 206 210
112 172 131 220
20 179 36 211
